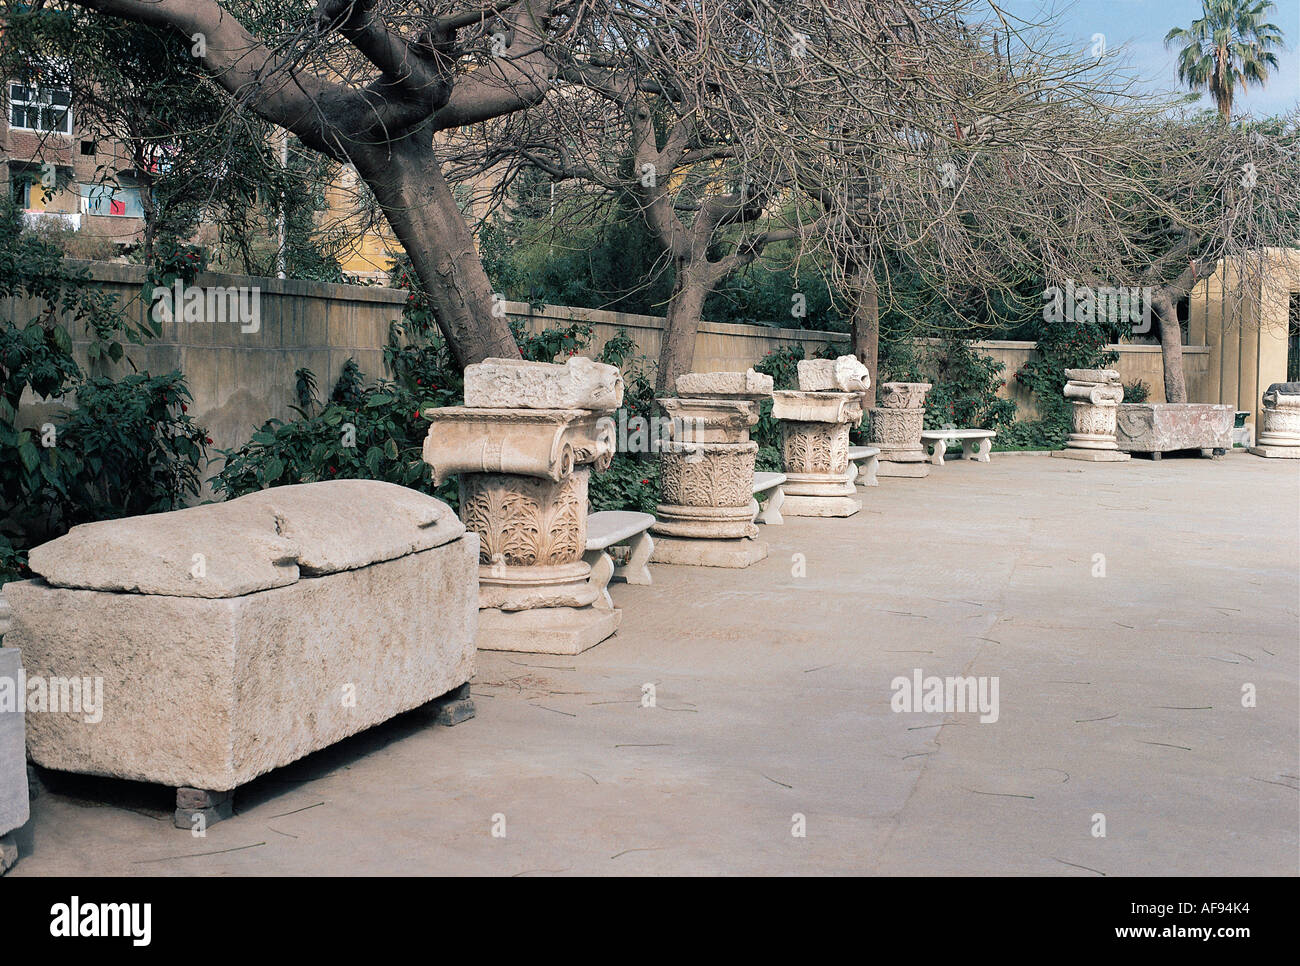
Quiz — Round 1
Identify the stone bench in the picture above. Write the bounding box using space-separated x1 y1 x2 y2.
3 480 479 830
847 445 880 486
920 429 995 466
584 510 655 608
751 472 786 525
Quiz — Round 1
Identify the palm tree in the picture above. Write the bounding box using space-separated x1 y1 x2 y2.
1165 0 1285 120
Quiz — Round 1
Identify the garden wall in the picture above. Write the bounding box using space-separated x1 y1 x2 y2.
9 264 1221 461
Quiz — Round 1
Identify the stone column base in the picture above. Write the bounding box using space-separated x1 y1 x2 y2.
782 494 862 517
1051 449 1131 462
877 460 931 478
650 534 769 568
477 605 620 655
1248 444 1300 459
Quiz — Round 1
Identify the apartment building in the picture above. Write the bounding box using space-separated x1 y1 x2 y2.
2 73 146 248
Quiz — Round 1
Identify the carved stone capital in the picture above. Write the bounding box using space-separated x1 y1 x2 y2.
423 408 614 484
771 390 864 424
877 382 932 410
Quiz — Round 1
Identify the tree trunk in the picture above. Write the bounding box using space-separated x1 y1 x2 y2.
1153 288 1188 403
357 139 519 369
656 263 712 391
849 263 879 403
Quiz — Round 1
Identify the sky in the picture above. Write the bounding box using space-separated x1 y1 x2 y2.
997 0 1300 117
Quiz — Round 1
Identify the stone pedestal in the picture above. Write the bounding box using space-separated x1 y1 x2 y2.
869 382 932 478
772 390 863 517
650 372 772 568
1249 383 1300 458
424 358 623 654
1051 368 1130 462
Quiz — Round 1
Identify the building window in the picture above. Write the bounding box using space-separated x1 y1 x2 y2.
8 162 67 210
79 181 144 218
80 140 96 156
7 82 73 135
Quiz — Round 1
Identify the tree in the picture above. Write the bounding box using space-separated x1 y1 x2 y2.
1166 0 1284 121
1114 112 1300 402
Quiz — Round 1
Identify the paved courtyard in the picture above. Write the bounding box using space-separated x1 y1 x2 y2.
10 453 1299 875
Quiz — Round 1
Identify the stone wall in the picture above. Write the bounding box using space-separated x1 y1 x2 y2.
7 263 1237 463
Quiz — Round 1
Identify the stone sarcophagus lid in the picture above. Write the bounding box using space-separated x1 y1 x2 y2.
1115 403 1233 457
3 480 478 795
1250 382 1300 458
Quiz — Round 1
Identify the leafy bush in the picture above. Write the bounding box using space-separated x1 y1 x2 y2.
999 317 1120 450
921 339 1017 432
1 200 207 581
1123 379 1150 403
211 359 452 505
588 455 659 514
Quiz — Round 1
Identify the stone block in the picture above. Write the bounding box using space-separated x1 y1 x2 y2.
5 489 479 793
0 648 30 839
649 535 769 568
464 357 624 411
797 356 870 393
477 605 620 655
675 369 773 399
1115 403 1233 454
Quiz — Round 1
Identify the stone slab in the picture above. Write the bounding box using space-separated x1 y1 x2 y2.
675 369 773 399
1248 445 1300 459
4 537 478 792
477 605 621 655
1051 449 1131 461
650 535 769 569
25 481 465 598
464 357 623 411
0 648 30 838
781 494 862 517
876 462 930 478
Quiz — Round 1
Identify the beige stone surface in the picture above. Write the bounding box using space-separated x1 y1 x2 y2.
781 494 862 517
674 369 773 399
649 535 769 568
5 536 479 792
771 390 863 424
477 604 620 655
797 356 871 393
26 481 464 597
463 357 624 411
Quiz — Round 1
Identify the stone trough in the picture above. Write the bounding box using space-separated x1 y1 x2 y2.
3 480 479 828
1115 402 1233 459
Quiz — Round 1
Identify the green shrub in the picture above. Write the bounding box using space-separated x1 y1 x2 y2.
921 338 1017 432
588 455 659 514
1004 317 1120 450
1123 379 1150 403
1 200 208 581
